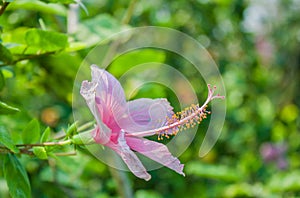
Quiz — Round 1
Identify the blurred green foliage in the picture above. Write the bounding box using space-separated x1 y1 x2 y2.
0 0 300 197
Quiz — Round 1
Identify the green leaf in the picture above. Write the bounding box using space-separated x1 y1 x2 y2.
1 68 14 78
136 190 163 198
2 27 72 55
22 119 40 144
0 43 13 65
186 161 242 181
25 28 68 52
33 146 48 159
268 171 300 192
0 101 20 115
72 131 94 145
66 122 77 137
40 127 51 143
75 14 124 47
47 152 59 160
109 49 166 77
3 154 31 198
0 70 5 91
0 126 19 153
8 0 67 16
40 0 75 4
1 27 28 54
65 41 87 52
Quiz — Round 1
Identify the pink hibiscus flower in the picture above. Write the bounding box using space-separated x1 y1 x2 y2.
80 64 224 181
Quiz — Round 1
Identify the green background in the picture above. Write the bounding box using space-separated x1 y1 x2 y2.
0 0 300 197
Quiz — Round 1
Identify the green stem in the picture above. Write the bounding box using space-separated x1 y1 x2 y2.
0 126 96 153
0 51 58 67
0 139 81 157
55 151 77 156
0 139 73 155
15 139 72 148
77 121 95 132
0 147 33 155
0 130 95 155
109 160 133 198
121 0 137 25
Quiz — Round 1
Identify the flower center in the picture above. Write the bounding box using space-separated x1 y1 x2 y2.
126 84 224 139
157 104 210 140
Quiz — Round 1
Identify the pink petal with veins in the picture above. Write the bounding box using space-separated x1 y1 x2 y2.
106 130 151 181
117 98 174 135
90 65 127 130
126 136 185 176
80 80 112 144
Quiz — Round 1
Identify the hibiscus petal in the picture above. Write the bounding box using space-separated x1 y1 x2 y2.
117 98 174 134
80 80 112 144
90 65 127 126
126 136 185 176
106 130 151 181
